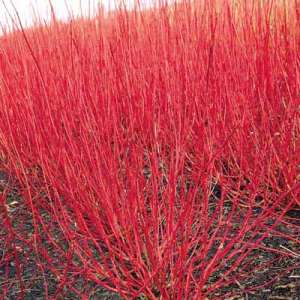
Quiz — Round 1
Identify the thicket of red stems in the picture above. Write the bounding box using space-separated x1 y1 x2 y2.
0 0 300 299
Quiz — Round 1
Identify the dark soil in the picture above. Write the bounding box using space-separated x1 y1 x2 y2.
1 170 300 299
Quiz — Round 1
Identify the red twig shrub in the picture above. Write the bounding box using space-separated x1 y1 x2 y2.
0 0 300 299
